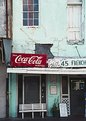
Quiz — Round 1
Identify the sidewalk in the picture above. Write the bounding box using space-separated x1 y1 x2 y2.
0 116 86 121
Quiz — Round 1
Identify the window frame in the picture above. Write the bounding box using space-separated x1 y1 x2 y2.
23 0 39 27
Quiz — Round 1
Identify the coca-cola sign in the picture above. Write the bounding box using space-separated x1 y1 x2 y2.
11 53 47 67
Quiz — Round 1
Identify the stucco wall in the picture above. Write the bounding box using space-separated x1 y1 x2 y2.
12 0 67 56
12 0 86 58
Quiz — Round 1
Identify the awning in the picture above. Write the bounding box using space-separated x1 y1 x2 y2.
7 67 86 75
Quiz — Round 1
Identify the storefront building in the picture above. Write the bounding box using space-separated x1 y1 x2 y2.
6 0 86 118
7 56 86 118
0 0 12 118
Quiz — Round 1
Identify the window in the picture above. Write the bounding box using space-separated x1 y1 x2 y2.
23 0 39 26
71 80 85 90
67 0 82 44
62 76 68 94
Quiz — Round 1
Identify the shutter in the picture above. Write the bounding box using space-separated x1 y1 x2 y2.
68 6 81 42
67 1 83 44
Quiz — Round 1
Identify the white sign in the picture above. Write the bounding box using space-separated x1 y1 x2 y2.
50 86 57 95
59 103 68 117
48 58 86 68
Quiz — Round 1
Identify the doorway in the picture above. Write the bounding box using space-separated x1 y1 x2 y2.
18 74 46 104
70 78 85 116
24 76 40 103
18 74 46 118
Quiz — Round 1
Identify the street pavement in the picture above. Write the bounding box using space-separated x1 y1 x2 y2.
0 116 86 121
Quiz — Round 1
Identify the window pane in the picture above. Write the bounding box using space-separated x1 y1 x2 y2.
23 12 28 18
23 0 28 4
29 19 33 26
34 12 38 18
29 5 33 11
34 0 38 4
34 5 38 11
24 76 40 103
23 0 39 26
23 19 28 26
29 12 33 19
23 5 28 11
34 19 38 25
28 0 33 4
62 76 68 94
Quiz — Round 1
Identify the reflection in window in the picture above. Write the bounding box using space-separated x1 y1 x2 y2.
71 80 85 90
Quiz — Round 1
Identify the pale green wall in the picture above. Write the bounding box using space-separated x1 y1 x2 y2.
12 0 86 58
11 0 86 117
9 74 17 117
9 73 61 117
46 75 61 116
12 0 67 56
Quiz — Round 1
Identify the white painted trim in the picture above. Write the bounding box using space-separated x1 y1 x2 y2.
40 76 41 103
23 76 24 104
7 67 86 75
67 2 82 5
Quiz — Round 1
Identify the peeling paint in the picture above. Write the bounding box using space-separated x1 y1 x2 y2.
0 0 6 37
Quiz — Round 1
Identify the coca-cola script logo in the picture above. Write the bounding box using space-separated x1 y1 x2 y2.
15 55 42 64
11 53 47 67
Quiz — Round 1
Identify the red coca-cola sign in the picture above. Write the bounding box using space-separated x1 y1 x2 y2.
11 53 47 67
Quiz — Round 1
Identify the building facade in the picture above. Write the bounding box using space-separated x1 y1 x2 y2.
0 0 12 118
7 0 86 118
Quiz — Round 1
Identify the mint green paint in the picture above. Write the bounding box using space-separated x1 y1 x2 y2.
47 75 61 116
12 0 67 56
12 0 86 58
9 74 17 117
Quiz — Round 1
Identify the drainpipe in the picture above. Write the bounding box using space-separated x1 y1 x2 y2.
6 77 9 117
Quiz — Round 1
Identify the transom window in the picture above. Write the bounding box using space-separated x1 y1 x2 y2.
23 0 39 26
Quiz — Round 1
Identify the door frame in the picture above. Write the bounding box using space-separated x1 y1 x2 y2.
61 75 70 115
61 75 86 116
